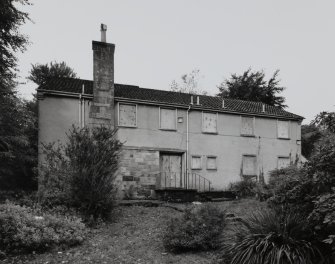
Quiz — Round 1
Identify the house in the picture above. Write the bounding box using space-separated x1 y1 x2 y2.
37 25 303 198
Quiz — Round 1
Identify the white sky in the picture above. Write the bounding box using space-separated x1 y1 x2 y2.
17 0 335 124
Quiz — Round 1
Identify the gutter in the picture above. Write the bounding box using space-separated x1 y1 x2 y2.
37 89 304 121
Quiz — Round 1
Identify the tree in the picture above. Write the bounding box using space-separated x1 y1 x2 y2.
28 61 78 86
0 0 36 190
0 0 30 94
301 124 321 159
170 69 207 95
217 69 287 108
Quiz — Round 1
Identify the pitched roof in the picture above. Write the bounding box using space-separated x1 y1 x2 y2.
38 77 303 121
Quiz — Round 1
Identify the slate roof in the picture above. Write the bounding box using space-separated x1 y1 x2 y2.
38 77 303 120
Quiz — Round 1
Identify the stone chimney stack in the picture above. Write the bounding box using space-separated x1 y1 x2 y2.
89 24 115 126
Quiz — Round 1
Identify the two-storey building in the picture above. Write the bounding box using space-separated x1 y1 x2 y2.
37 25 303 198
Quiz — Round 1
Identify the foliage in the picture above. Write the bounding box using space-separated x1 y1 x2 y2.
228 179 256 198
301 124 321 159
312 111 335 134
268 165 314 215
39 126 123 220
217 69 286 108
0 95 37 190
0 202 86 254
221 209 326 264
0 0 30 93
170 69 207 95
28 61 78 86
163 204 226 252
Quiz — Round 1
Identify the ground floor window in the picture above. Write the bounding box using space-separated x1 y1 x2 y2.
191 156 202 170
206 156 217 170
242 155 257 176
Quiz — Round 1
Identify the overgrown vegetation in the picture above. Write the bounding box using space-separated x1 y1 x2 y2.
0 202 86 254
38 126 123 220
221 209 325 264
163 204 226 252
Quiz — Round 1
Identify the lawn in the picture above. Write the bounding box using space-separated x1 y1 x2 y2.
2 199 265 264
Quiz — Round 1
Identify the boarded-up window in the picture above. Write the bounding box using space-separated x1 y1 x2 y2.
278 121 289 138
242 155 257 176
191 156 201 169
241 117 254 135
202 112 217 133
278 157 290 169
160 108 176 130
207 156 217 170
119 104 136 127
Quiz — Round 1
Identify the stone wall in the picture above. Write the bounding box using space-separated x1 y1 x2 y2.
117 148 160 199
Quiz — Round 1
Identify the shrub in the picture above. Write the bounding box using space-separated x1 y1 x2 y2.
228 179 256 198
163 204 226 252
39 126 123 220
0 202 86 254
221 209 327 264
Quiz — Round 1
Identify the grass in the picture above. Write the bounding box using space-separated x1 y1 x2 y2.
2 199 264 264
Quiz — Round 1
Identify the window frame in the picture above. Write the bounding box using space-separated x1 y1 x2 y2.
117 103 138 128
201 111 218 134
277 120 290 140
277 156 291 169
242 154 257 177
191 155 202 170
159 107 178 131
240 116 256 137
206 156 217 170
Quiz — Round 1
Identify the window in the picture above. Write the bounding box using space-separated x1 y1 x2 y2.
241 116 255 136
118 104 137 127
191 156 202 170
278 157 290 169
160 108 177 130
202 112 217 133
207 156 217 170
277 120 289 139
242 155 257 176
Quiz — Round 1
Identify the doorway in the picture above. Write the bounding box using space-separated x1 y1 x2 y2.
159 153 182 188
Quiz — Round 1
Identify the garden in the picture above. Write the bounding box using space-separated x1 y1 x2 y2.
1 114 335 263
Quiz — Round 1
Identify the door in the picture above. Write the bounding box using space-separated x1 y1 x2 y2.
160 154 182 188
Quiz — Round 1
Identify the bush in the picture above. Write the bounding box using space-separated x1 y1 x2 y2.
39 126 123 220
228 179 256 198
221 209 327 264
0 202 86 254
163 204 226 252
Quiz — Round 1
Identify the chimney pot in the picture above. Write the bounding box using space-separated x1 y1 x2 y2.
190 95 194 105
222 99 225 108
101 23 107 42
262 104 265 113
196 96 200 105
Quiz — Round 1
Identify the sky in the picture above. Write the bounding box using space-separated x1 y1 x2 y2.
17 0 335 124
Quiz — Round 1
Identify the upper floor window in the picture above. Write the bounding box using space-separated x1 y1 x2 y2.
277 120 289 139
278 157 290 169
160 108 177 130
118 103 137 127
242 155 257 176
202 112 217 133
241 116 255 136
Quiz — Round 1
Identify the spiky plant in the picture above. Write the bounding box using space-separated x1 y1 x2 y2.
221 209 325 264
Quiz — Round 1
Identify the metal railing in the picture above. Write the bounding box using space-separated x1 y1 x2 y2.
155 171 211 192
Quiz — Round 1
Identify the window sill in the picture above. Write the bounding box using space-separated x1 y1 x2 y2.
207 168 217 171
202 131 218 135
241 134 256 138
191 168 202 170
118 125 137 128
159 128 177 132
277 137 290 140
